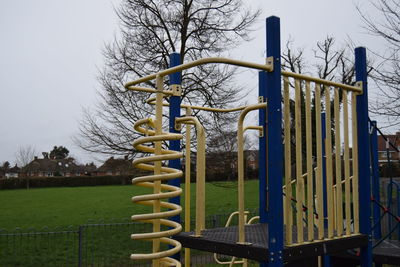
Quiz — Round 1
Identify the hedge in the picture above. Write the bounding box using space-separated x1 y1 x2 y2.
0 173 148 190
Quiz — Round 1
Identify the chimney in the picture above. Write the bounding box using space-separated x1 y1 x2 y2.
124 155 128 160
34 156 38 160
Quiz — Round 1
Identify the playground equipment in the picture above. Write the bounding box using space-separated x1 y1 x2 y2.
127 16 400 267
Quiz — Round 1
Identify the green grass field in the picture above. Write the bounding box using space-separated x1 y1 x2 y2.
0 180 259 230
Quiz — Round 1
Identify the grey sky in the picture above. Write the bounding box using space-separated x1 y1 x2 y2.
0 0 384 165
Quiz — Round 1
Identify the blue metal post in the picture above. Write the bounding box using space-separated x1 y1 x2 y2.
265 16 284 267
370 120 382 267
259 71 268 224
355 47 372 267
371 121 382 239
168 53 181 226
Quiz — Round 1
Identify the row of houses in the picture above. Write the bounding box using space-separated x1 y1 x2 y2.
1 131 398 179
0 156 134 179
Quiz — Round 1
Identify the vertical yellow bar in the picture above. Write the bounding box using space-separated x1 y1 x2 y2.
283 77 292 245
343 91 351 236
295 79 304 244
325 87 334 238
153 75 164 267
334 88 343 237
351 93 360 234
184 108 191 266
305 81 314 241
315 84 324 240
196 122 206 234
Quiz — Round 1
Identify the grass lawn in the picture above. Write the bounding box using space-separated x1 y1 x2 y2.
0 180 259 230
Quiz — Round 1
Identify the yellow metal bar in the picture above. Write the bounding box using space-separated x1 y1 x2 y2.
153 76 164 267
294 79 304 244
237 102 267 244
146 96 247 113
305 81 314 241
126 85 175 95
343 91 351 236
351 93 360 234
334 88 343 237
325 87 334 238
124 57 273 87
283 77 293 245
184 108 191 266
175 116 206 237
315 84 324 240
282 71 362 93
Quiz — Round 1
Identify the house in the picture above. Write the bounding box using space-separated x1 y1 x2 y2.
377 132 400 164
5 164 20 178
95 156 134 176
24 156 86 177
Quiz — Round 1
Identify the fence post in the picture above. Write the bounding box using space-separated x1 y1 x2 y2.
355 46 372 267
78 225 83 267
265 15 284 267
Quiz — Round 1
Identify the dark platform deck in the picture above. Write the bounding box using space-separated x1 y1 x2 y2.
173 223 368 263
373 239 400 265
331 239 400 266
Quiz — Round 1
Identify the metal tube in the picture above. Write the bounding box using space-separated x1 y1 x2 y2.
237 102 267 244
305 81 314 241
124 57 273 87
283 77 292 245
153 76 164 267
351 93 360 234
294 79 304 244
175 116 206 237
282 71 362 93
315 84 324 240
146 96 247 113
325 87 334 238
343 91 351 236
334 88 343 237
184 108 191 266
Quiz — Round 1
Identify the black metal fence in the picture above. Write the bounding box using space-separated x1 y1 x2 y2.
0 212 254 266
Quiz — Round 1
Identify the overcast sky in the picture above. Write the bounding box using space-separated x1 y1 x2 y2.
0 0 385 166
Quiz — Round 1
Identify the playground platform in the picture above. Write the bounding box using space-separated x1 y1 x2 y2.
174 223 368 263
175 226 400 265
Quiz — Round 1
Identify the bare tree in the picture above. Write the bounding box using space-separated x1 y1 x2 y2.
76 0 261 157
15 145 37 168
357 0 400 125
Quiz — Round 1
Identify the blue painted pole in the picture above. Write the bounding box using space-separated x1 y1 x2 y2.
168 53 181 261
370 120 382 267
258 72 268 267
259 71 268 224
371 121 382 239
355 47 372 267
265 16 284 267
321 113 331 267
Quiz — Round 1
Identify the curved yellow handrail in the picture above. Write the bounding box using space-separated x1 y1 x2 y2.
175 116 206 237
124 57 273 88
145 96 247 113
237 102 267 244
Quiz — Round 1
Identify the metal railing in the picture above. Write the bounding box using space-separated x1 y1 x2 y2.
0 212 251 267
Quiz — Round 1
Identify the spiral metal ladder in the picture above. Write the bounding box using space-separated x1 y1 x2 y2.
130 77 184 266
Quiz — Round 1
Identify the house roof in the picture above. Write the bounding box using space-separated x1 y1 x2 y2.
96 156 134 173
24 158 83 173
377 132 400 152
8 165 21 173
